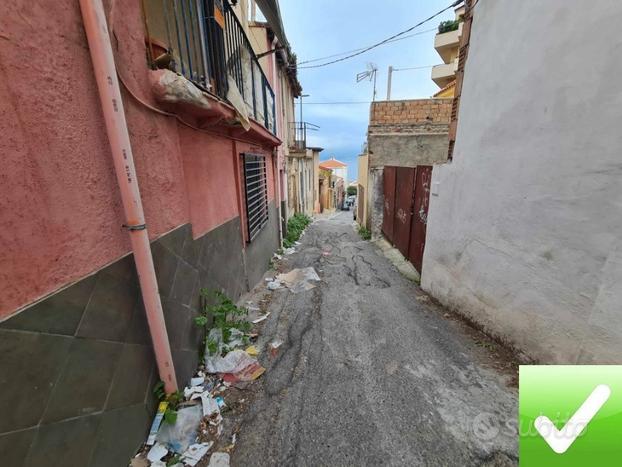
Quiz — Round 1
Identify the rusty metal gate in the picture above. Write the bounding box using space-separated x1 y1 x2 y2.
382 165 432 273
392 167 415 256
382 166 396 240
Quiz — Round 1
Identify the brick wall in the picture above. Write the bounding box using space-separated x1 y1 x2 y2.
370 99 453 125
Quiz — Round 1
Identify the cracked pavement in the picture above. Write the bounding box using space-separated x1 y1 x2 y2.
232 212 518 466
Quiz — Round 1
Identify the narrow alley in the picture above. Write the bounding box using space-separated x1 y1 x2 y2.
3 1 620 465
233 212 518 466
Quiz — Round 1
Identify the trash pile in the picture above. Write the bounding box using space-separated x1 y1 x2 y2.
265 267 321 294
133 322 266 466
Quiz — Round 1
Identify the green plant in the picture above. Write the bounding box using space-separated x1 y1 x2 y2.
152 381 183 424
194 290 251 358
167 454 182 466
438 19 460 34
347 186 357 196
358 225 371 240
284 213 311 247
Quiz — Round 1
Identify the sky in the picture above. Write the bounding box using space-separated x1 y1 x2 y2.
278 0 456 182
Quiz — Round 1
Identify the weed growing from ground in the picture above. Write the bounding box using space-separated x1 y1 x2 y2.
194 290 251 359
283 213 311 248
358 225 371 240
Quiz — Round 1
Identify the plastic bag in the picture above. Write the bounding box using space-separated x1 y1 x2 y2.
224 328 245 352
156 405 202 453
205 328 223 360
205 349 257 374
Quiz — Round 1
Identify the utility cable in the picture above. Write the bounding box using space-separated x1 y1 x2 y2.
298 27 437 65
295 0 464 69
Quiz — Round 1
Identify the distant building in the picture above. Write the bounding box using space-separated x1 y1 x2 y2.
319 158 347 210
319 157 348 182
287 146 323 217
357 151 369 227
431 5 465 97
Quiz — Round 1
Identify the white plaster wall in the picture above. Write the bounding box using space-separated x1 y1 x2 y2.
421 0 622 364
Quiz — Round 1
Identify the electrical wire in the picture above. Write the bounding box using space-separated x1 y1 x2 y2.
303 101 372 105
298 27 437 65
393 64 436 71
295 0 464 69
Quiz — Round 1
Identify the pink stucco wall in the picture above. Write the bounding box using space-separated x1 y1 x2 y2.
0 0 279 318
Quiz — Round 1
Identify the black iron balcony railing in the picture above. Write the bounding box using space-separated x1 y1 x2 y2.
152 0 276 134
289 121 319 150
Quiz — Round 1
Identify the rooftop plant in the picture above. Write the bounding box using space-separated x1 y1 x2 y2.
438 19 460 34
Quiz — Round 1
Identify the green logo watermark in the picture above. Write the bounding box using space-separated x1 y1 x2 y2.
519 365 622 466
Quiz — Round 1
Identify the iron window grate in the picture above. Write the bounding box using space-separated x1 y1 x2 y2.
243 153 269 242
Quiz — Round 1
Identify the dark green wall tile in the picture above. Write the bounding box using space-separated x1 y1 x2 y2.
170 259 199 307
180 230 202 267
162 299 192 351
172 349 199 389
157 224 190 257
106 344 154 410
0 330 72 433
25 415 100 467
90 404 149 467
42 339 123 424
0 428 37 467
76 272 137 342
99 255 138 286
245 201 280 290
125 298 151 346
0 276 96 335
151 242 179 299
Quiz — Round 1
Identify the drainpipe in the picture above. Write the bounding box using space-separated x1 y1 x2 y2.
270 37 284 244
79 0 177 392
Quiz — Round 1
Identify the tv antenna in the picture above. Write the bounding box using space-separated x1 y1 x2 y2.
356 62 378 101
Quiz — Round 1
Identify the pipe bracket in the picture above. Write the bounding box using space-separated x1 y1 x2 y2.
122 223 147 231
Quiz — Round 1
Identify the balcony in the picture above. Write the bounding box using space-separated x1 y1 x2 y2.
431 60 458 88
289 121 319 151
143 0 276 134
434 22 462 64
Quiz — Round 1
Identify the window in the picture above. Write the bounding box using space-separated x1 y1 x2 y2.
242 154 269 241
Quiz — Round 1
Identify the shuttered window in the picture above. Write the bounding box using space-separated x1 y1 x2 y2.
242 153 269 241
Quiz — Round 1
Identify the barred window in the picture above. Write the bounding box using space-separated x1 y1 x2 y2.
242 154 269 241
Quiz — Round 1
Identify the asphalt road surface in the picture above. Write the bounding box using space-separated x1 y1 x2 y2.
233 212 518 466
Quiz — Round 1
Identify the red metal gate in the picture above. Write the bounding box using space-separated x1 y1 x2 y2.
382 165 432 274
393 167 416 256
382 166 396 241
408 166 432 273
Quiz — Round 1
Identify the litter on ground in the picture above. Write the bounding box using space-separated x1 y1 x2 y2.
251 312 270 324
267 279 282 290
276 267 321 293
181 442 213 466
268 340 283 357
156 405 203 453
208 452 231 467
147 443 168 462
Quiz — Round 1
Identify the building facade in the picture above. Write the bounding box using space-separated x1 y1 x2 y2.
356 151 370 227
365 99 452 238
286 146 322 217
319 158 348 210
422 0 622 364
0 1 299 464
